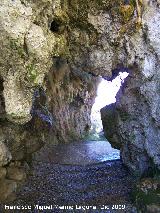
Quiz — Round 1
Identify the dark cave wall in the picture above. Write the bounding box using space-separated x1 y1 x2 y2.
45 58 99 143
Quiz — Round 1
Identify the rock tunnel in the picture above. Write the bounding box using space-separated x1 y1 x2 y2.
0 0 160 211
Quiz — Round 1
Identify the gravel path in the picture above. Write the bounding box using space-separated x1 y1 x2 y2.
0 141 137 212
1 160 137 213
34 140 120 165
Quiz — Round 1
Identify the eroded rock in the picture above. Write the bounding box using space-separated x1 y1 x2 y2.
7 166 27 181
0 142 12 167
0 167 7 180
133 177 160 212
0 0 159 205
0 179 17 202
101 1 160 175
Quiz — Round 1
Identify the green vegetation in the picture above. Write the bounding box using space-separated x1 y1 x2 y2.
132 176 160 212
82 131 106 141
134 188 160 205
7 112 27 122
53 35 70 58
65 0 136 27
26 63 38 84
132 158 160 212
119 4 134 23
9 39 26 59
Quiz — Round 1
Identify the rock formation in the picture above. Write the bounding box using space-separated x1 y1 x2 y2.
0 0 98 201
101 1 160 176
0 0 159 204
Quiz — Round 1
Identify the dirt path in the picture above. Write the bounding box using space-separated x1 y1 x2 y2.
0 141 138 212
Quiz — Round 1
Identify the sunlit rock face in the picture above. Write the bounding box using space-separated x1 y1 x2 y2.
101 2 160 175
66 0 160 175
0 0 61 201
0 0 99 199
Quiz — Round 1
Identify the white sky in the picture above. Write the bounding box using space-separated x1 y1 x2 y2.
91 72 129 132
93 72 129 110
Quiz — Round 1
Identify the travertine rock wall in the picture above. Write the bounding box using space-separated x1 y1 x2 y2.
0 0 160 202
0 0 61 201
33 58 98 161
45 58 98 143
101 1 160 175
64 0 160 175
0 0 99 201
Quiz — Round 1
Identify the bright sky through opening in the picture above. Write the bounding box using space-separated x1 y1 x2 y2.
91 72 129 133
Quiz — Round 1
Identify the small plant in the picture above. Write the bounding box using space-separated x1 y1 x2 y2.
10 39 26 59
26 63 38 84
120 4 134 22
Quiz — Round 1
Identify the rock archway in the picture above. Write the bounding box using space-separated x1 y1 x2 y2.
101 65 160 175
0 0 159 207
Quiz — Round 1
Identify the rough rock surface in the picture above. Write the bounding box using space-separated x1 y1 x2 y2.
101 1 160 176
133 176 160 212
0 142 12 166
0 0 159 204
0 0 98 201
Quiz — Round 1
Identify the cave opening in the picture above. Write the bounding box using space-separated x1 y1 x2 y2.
89 71 129 161
91 71 129 135
50 20 61 33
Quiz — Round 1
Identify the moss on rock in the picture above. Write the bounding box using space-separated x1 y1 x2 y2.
132 175 160 212
119 4 134 23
